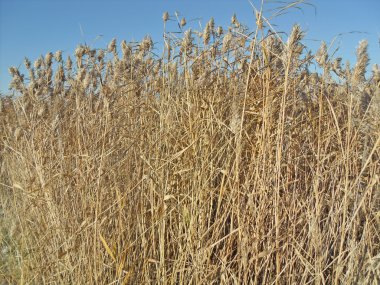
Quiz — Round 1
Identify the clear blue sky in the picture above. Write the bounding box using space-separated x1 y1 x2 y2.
0 0 379 95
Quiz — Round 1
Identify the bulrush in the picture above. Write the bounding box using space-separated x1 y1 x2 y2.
1 6 379 285
353 40 369 84
287 24 303 53
9 67 24 91
34 57 43 69
222 32 232 53
65 55 72 71
203 22 211 45
44 52 53 67
140 36 153 53
54 50 62 63
315 41 328 67
24 57 31 70
373 64 380 85
108 38 117 54
54 64 65 87
217 26 223 37
75 45 85 68
121 40 131 61
180 17 186 27
333 57 343 76
231 13 240 28
97 49 105 62
162 11 169 22
76 67 86 82
181 29 193 55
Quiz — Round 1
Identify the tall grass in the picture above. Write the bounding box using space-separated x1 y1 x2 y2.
1 4 379 284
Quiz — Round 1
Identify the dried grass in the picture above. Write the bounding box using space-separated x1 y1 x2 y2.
0 2 379 284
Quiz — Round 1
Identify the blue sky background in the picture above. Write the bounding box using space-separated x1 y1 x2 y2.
0 0 379 95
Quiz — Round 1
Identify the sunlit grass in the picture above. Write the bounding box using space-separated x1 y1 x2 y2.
0 2 379 284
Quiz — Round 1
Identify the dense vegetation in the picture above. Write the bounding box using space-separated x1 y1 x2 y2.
1 5 379 284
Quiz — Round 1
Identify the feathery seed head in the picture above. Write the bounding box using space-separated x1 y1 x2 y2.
372 64 380 84
108 38 117 53
208 17 215 31
83 72 91 89
8 66 19 77
106 61 113 73
34 57 43 69
217 26 223 37
46 67 53 83
37 77 44 87
75 46 85 69
222 32 233 53
203 23 211 45
231 14 238 26
66 56 72 71
210 44 218 59
310 72 319 84
135 51 144 62
181 29 193 54
54 64 65 85
140 36 153 52
180 17 186 27
88 49 96 59
97 50 105 62
153 59 162 75
345 60 351 79
121 40 131 56
353 40 369 83
256 11 263 30
8 67 24 90
54 50 62 62
77 68 86 81
10 78 24 91
287 25 303 50
315 41 328 67
83 45 91 56
333 57 342 73
45 52 53 67
75 45 85 58
24 58 31 70
165 40 172 59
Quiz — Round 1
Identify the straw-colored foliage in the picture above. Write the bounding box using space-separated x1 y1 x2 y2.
1 3 379 284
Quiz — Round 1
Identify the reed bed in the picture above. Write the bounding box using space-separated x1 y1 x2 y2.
0 4 379 284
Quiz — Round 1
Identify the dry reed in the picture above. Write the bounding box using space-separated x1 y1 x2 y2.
0 2 379 284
